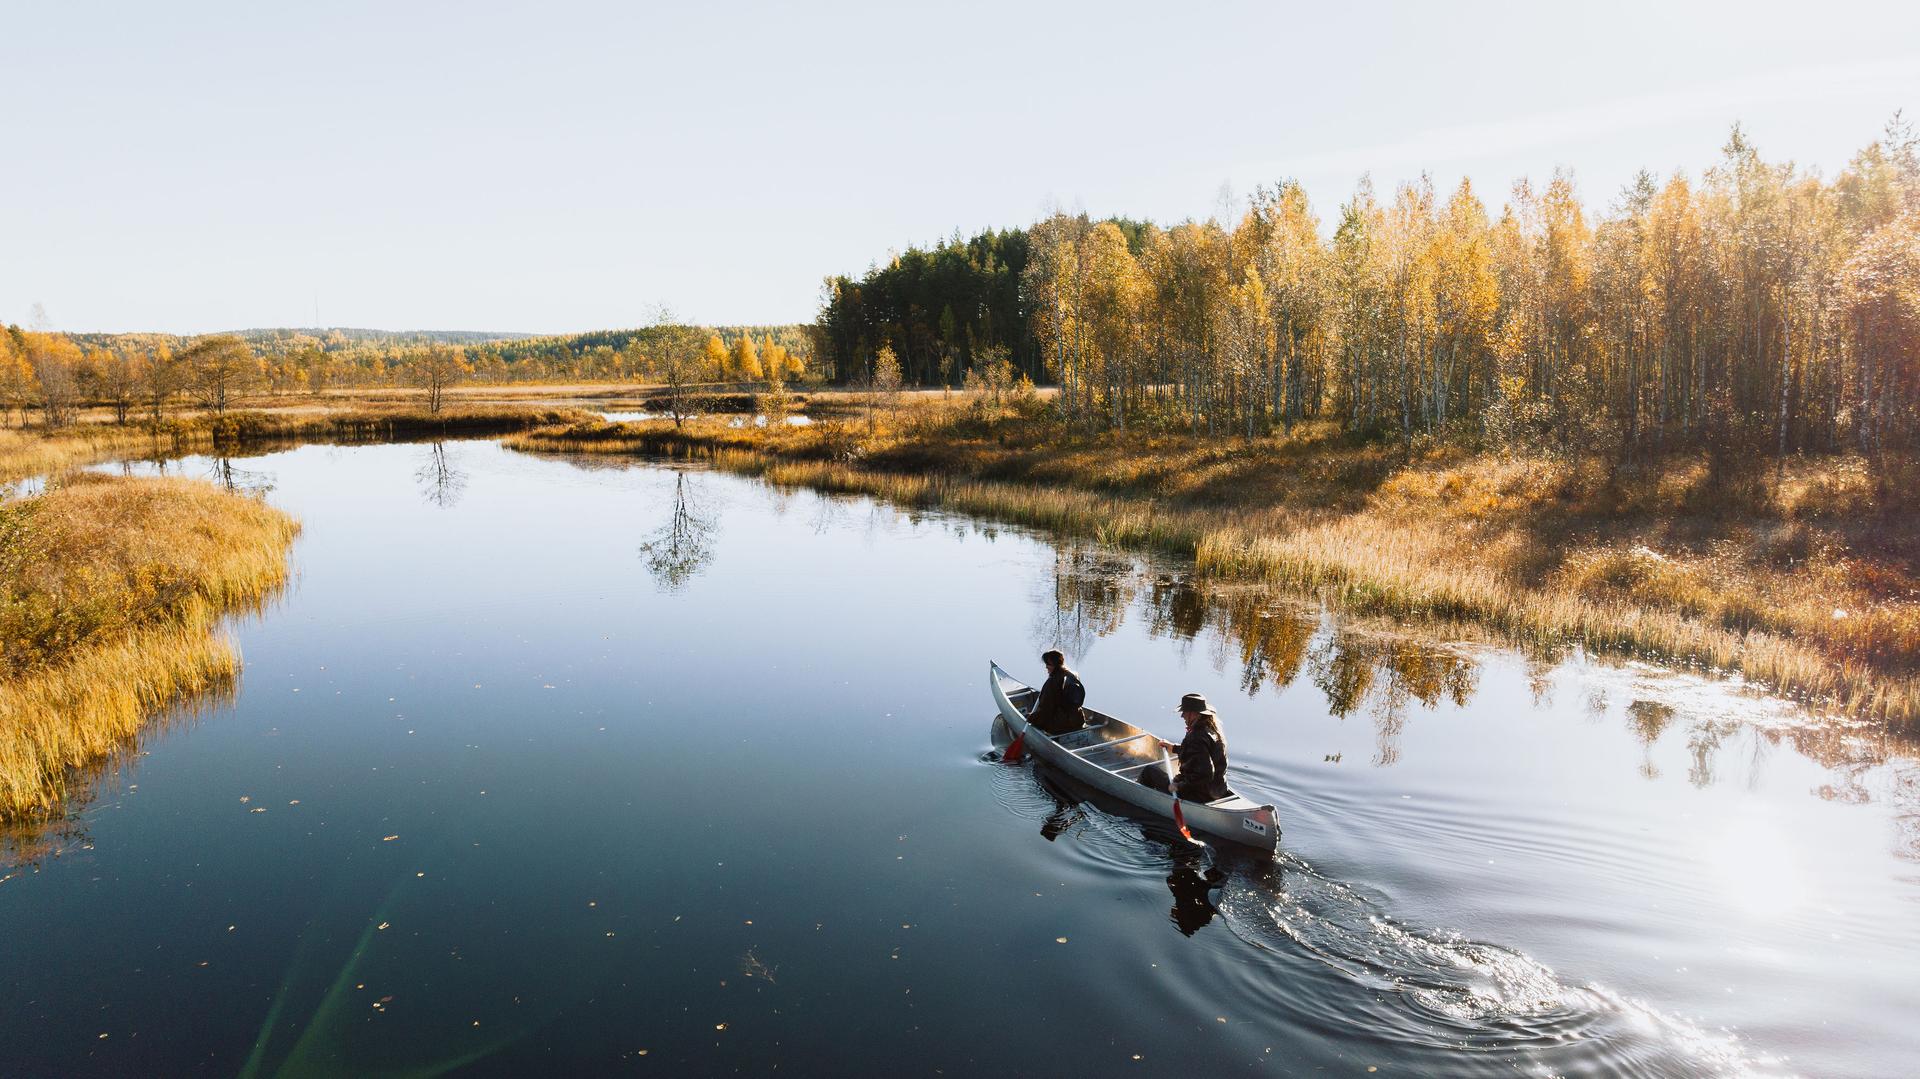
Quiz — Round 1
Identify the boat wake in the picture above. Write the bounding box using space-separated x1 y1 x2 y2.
982 718 1782 1077
1219 853 1774 1075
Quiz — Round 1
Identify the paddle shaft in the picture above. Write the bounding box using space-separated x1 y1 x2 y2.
1162 748 1201 844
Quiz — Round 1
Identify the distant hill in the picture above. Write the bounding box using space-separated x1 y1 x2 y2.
65 327 540 352
238 327 542 346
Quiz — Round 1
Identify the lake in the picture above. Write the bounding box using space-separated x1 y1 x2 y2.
3 440 1916 1076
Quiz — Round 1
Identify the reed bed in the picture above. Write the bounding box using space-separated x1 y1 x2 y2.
508 410 1920 729
0 475 299 819
0 405 595 484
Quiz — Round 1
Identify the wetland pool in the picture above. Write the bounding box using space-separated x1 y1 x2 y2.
3 440 1917 1076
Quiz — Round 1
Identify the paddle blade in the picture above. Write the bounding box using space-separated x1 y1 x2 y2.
1003 732 1026 764
1172 796 1195 842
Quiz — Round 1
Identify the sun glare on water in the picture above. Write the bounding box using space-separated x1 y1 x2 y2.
1703 814 1808 921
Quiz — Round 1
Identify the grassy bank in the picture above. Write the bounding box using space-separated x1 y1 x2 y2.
0 404 595 484
506 407 1920 729
0 475 299 820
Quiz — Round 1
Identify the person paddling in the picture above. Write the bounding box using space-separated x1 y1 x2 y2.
1143 693 1229 802
1026 649 1088 735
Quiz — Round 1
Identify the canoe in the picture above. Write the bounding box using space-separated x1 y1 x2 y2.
990 662 1280 854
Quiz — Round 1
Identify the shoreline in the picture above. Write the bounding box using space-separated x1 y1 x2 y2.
0 475 300 825
503 410 1920 731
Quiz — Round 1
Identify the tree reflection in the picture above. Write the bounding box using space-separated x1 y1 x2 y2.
1032 545 1137 661
1043 554 1481 766
1627 700 1676 779
1217 591 1315 694
639 471 717 591
1144 576 1210 642
414 441 467 508
1306 628 1478 766
1023 532 1920 828
207 456 274 496
1685 719 1740 788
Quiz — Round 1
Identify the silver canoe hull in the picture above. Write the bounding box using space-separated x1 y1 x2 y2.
990 661 1279 854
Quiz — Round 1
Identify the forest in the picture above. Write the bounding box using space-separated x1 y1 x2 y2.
816 122 1920 467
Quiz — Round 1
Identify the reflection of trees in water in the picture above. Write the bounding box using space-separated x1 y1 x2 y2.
1309 629 1478 766
1032 546 1138 661
1214 590 1315 695
1145 576 1211 642
1044 552 1479 766
1685 719 1742 789
1524 652 1559 710
1627 700 1676 779
639 471 718 591
413 441 467 508
207 456 275 496
1031 538 1920 843
1788 724 1920 862
807 490 849 535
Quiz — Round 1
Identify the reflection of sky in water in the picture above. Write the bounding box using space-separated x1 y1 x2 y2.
2 440 1915 1077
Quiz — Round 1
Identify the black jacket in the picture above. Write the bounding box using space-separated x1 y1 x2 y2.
1029 667 1087 735
1174 725 1228 801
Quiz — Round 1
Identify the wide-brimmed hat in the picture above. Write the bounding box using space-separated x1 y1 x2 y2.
1177 693 1214 715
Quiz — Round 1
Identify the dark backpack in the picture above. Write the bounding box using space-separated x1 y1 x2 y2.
1062 670 1086 710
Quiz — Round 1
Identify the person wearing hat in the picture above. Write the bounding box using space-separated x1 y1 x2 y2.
1141 693 1230 802
1027 649 1088 735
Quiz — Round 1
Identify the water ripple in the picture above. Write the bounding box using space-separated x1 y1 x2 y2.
985 726 1781 1077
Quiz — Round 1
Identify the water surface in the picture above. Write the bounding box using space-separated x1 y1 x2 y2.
3 441 1916 1076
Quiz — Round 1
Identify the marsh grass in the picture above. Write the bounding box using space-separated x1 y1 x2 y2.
0 475 299 818
0 405 594 484
508 408 1920 728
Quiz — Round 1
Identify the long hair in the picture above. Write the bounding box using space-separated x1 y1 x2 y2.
1192 710 1226 759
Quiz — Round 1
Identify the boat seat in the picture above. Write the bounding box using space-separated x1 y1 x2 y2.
1054 728 1109 751
1070 733 1150 756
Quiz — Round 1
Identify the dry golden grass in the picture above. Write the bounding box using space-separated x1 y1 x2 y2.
0 475 299 818
507 403 1920 729
0 405 594 485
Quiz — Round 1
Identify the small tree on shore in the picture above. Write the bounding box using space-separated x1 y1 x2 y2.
649 306 703 428
963 344 1015 411
99 351 141 424
141 347 179 425
179 335 260 415
0 330 32 427
25 332 82 428
760 360 793 426
411 344 470 413
874 343 903 425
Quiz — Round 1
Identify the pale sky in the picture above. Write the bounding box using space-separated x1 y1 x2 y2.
4 1 1915 334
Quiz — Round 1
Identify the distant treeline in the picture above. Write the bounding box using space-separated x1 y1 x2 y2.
0 323 813 426
58 325 811 386
2 322 818 425
816 122 1920 461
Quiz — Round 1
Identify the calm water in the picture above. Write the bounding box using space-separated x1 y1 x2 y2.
4 441 1917 1077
